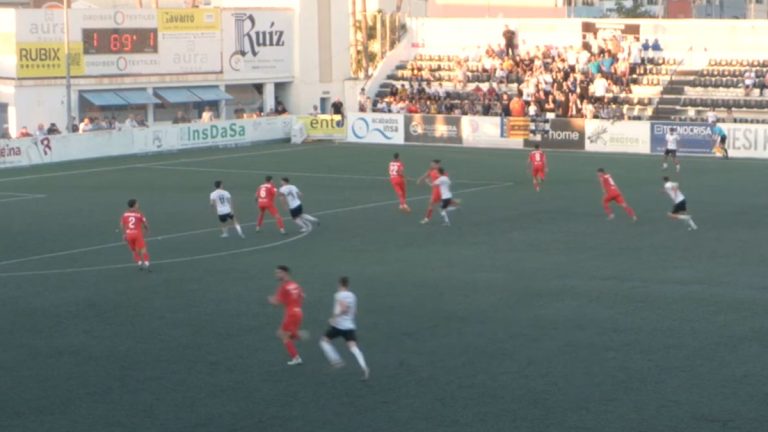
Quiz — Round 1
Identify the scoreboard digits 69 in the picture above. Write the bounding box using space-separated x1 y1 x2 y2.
82 28 158 55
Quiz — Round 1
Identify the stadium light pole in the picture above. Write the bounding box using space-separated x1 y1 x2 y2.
64 0 72 134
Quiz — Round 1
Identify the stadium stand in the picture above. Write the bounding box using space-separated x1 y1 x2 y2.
371 42 678 121
654 58 768 123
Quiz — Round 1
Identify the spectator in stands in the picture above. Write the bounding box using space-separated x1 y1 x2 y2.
46 123 61 135
744 70 756 96
509 92 526 117
630 37 642 74
758 73 768 97
725 107 734 123
1 125 10 139
527 100 539 118
123 114 138 128
16 126 33 138
79 117 93 133
502 25 515 58
358 87 367 112
593 73 609 104
34 123 46 138
543 94 556 116
310 105 320 116
651 39 663 59
706 108 718 124
600 52 614 77
275 102 288 115
331 97 345 121
641 39 651 64
200 106 215 123
582 99 596 119
172 111 191 124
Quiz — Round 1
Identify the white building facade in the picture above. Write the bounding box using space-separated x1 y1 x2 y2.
0 0 352 135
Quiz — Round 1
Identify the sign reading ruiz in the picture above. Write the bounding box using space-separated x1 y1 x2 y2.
222 10 294 79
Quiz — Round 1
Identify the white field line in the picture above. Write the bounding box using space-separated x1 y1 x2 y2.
144 164 504 185
0 145 316 183
0 192 47 203
0 182 513 276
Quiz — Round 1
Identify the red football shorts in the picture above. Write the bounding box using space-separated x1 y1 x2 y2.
430 187 441 204
391 178 405 190
532 166 546 180
259 204 279 216
281 309 303 337
124 233 145 251
604 192 625 205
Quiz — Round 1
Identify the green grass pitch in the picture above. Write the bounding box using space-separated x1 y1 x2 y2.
0 142 766 431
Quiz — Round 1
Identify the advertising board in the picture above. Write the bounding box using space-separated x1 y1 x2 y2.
721 123 768 159
461 116 521 148
222 9 294 79
585 120 650 154
404 114 462 145
295 116 346 140
524 118 585 150
650 122 714 155
348 113 405 144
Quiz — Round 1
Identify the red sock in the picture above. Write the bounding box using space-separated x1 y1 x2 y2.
276 216 285 230
142 252 150 262
603 202 613 216
624 206 636 218
425 206 433 219
284 340 298 358
257 211 265 227
132 251 141 263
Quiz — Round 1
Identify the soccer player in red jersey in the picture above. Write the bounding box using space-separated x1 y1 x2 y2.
528 144 547 192
597 168 637 222
417 159 442 224
120 198 151 271
388 153 410 212
255 175 286 234
268 265 306 366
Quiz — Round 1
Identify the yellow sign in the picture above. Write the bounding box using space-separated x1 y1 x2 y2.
158 9 221 32
16 42 84 78
297 115 346 139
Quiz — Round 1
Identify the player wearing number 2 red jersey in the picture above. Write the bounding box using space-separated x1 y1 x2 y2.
417 159 442 224
255 176 286 234
597 168 637 222
268 265 307 366
528 144 547 192
120 198 151 270
388 153 410 212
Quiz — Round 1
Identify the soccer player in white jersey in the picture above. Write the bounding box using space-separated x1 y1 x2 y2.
427 167 459 226
278 177 319 233
319 276 370 380
662 127 681 172
663 176 697 231
209 180 244 238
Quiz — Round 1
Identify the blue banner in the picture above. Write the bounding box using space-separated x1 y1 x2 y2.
650 122 714 155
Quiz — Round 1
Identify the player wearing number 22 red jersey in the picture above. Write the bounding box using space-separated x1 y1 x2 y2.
528 144 547 192
597 168 637 222
388 153 410 212
255 176 286 234
120 198 151 271
268 265 306 366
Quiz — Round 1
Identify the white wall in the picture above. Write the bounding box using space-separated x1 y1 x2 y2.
11 85 67 136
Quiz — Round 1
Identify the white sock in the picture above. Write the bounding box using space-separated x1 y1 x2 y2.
662 162 668 169
295 219 309 230
234 223 243 236
687 218 697 229
302 214 318 223
222 227 229 235
677 215 691 221
319 339 341 365
349 345 368 371
440 210 449 223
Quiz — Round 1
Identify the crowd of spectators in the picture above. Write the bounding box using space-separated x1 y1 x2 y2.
363 27 666 121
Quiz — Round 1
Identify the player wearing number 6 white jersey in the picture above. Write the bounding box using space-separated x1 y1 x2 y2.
209 180 244 238
319 276 370 381
279 177 319 233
